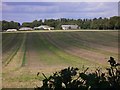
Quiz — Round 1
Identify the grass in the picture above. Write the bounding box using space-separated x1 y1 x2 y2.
34 33 96 67
40 32 118 64
21 34 27 67
2 34 23 66
2 30 119 88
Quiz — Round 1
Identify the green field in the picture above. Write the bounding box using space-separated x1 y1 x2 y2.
2 30 119 88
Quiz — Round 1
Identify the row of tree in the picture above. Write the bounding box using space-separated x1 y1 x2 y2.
1 21 20 31
1 16 120 31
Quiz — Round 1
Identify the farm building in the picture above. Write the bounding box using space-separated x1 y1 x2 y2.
61 25 79 30
19 27 33 31
34 25 54 30
6 29 17 32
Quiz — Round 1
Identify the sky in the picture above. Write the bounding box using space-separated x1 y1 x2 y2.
2 1 119 23
2 0 120 2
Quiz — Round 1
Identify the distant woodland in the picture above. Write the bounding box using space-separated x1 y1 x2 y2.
1 16 120 31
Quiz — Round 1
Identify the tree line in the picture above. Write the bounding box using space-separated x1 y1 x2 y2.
1 16 120 31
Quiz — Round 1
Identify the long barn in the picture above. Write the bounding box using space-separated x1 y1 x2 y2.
61 25 79 30
19 27 33 31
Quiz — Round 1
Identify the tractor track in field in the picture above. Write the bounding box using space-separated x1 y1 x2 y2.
47 32 118 54
24 33 72 74
34 33 95 68
3 33 27 72
38 33 74 64
24 33 46 68
2 31 119 88
2 34 23 64
40 33 100 66
56 32 118 56
2 34 18 53
56 32 118 54
43 32 117 65
69 32 118 53
67 32 118 57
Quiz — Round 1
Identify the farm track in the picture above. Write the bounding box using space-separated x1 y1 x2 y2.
2 31 119 88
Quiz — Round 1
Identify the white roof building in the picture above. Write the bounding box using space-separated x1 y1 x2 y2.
6 29 17 32
19 27 33 31
34 25 54 30
61 25 79 30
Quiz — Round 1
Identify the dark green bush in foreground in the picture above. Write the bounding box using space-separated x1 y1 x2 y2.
35 57 120 90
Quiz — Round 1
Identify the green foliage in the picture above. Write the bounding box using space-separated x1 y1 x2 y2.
21 37 27 67
2 20 20 31
1 16 120 31
21 20 43 28
31 20 43 28
42 16 120 30
22 22 32 27
36 57 120 89
107 57 120 89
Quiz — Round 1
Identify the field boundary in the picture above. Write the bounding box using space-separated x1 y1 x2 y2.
1 30 119 33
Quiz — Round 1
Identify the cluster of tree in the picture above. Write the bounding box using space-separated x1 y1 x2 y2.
22 20 43 28
36 57 120 90
1 20 20 31
1 16 120 31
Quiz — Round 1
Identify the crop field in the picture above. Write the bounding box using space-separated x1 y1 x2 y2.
2 30 119 88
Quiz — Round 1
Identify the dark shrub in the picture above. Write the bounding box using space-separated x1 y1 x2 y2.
35 57 120 90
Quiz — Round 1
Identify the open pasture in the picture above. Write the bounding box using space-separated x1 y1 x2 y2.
2 30 119 88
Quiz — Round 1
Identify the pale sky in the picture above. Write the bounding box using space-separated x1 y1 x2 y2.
2 0 120 2
2 1 119 23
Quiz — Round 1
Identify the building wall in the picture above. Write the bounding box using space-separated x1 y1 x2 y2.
61 25 78 30
19 27 33 30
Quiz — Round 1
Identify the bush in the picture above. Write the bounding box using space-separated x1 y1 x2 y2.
35 57 120 90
